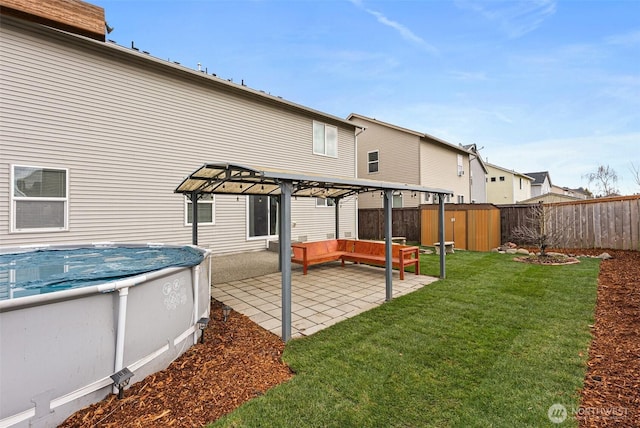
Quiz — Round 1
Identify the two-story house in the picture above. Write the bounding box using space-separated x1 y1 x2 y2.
347 114 472 207
526 171 553 198
463 143 488 203
485 163 533 204
0 7 360 253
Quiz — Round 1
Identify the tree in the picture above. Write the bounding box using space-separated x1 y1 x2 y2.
510 203 572 256
583 165 619 197
631 162 640 191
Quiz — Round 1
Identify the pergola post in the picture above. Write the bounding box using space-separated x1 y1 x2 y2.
279 182 293 342
334 198 340 239
191 191 198 246
438 194 446 279
384 189 393 302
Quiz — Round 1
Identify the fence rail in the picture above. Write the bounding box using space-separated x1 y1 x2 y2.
500 195 640 251
358 208 421 242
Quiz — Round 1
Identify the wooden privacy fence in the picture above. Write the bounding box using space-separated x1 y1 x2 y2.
420 204 501 252
500 195 640 250
358 208 421 243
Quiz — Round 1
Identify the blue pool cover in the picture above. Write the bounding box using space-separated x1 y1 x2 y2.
0 245 205 300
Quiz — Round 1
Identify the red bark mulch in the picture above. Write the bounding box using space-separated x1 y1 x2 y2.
578 250 640 427
59 250 639 427
59 300 293 428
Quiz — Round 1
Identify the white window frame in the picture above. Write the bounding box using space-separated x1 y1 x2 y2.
457 154 464 176
392 192 403 208
316 198 336 207
11 164 69 233
312 121 338 157
184 194 215 226
457 195 464 204
367 150 379 174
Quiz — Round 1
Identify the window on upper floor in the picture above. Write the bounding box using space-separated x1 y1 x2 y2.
11 165 68 232
491 177 496 182
313 121 337 157
519 178 522 189
457 154 464 176
185 194 215 225
499 176 505 182
368 150 379 174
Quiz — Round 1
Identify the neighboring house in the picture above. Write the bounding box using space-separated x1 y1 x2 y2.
519 193 582 204
463 144 488 203
526 171 552 197
347 114 472 208
485 163 533 204
551 185 591 200
0 9 360 253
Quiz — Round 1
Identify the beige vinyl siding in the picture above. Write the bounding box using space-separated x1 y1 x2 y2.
484 164 531 204
485 165 514 204
0 18 356 252
512 176 531 203
350 117 420 209
419 141 469 202
469 160 487 203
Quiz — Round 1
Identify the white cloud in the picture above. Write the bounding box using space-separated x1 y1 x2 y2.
349 1 438 54
448 70 488 81
605 30 640 47
455 0 557 38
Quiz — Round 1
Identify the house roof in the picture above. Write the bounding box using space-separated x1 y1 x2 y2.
463 144 489 174
525 171 552 186
5 14 361 131
347 113 471 155
485 162 534 180
175 163 453 199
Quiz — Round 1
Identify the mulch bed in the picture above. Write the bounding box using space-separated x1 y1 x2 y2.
59 250 639 427
578 249 639 427
59 300 293 428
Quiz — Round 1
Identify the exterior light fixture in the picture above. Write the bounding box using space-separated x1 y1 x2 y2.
110 367 134 399
197 317 210 344
223 305 231 322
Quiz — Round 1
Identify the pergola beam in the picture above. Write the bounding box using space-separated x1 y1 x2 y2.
176 162 453 342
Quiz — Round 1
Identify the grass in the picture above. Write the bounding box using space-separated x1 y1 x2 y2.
211 251 599 428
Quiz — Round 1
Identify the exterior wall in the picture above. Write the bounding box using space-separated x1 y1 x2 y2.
486 164 532 204
349 116 421 209
0 17 357 253
531 176 551 197
419 137 470 204
512 175 532 203
348 114 470 208
469 158 487 203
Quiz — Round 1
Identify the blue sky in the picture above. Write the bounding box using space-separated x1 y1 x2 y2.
96 0 640 195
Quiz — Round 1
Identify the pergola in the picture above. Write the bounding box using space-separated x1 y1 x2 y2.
175 163 453 342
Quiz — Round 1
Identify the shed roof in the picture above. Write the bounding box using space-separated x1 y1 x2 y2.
175 163 453 199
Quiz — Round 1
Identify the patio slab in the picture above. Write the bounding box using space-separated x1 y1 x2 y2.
211 258 438 339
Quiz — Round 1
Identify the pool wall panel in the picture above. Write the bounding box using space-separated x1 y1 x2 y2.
0 255 210 428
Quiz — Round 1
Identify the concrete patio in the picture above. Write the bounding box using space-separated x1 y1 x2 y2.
210 251 438 339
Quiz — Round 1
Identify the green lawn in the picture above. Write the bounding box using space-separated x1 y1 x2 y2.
211 251 599 428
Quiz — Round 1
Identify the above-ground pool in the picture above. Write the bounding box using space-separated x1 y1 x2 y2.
0 243 212 428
